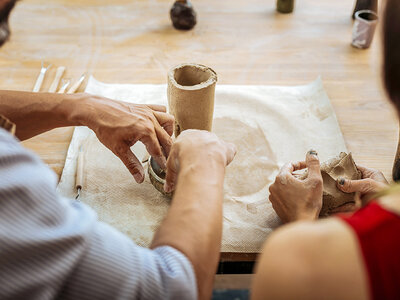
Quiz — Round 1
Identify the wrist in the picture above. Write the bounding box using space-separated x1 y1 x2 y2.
293 210 319 222
65 93 95 128
178 153 226 183
179 149 227 169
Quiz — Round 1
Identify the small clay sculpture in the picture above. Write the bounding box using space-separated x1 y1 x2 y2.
170 0 197 30
298 152 362 217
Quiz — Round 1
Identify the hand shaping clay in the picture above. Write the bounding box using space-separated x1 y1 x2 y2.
298 152 362 217
167 63 217 137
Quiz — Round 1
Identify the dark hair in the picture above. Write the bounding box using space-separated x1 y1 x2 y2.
383 0 400 112
0 0 16 23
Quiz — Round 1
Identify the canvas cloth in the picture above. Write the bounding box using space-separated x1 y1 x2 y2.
57 76 347 252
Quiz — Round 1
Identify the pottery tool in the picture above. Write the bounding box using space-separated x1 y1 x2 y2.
58 79 71 93
75 145 84 200
33 61 52 92
48 66 66 92
67 73 86 94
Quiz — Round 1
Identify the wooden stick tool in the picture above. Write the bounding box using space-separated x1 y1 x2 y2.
67 73 86 94
58 78 71 93
75 145 84 201
33 61 52 92
48 66 66 92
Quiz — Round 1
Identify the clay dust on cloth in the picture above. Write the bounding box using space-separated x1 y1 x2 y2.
57 76 347 253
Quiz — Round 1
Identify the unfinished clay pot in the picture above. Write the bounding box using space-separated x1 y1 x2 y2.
148 156 173 198
167 63 217 137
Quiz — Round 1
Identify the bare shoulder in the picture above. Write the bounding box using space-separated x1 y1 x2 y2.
251 218 369 300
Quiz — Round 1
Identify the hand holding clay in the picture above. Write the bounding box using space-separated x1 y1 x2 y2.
269 150 323 223
337 165 388 204
164 129 236 193
80 95 174 183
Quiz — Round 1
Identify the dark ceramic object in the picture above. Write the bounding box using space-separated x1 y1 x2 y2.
170 0 197 30
351 10 378 49
352 0 377 19
277 0 295 14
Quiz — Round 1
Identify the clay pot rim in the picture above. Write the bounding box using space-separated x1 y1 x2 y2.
168 63 217 91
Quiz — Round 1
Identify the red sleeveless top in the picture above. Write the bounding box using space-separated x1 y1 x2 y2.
340 202 400 300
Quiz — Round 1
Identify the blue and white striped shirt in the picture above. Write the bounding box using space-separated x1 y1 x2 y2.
0 128 197 300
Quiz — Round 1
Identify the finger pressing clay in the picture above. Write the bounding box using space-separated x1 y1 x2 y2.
170 0 197 30
298 152 362 217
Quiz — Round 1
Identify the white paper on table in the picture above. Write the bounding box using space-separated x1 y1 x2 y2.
57 76 346 253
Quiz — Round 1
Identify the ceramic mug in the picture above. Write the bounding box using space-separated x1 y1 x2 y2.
352 9 379 49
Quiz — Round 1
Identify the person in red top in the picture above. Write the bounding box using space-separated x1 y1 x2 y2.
252 1 400 299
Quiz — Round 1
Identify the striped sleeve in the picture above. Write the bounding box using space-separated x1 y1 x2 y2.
0 129 197 300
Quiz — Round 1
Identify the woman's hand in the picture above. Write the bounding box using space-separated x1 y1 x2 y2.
269 150 323 223
337 165 388 204
78 95 174 183
163 130 236 193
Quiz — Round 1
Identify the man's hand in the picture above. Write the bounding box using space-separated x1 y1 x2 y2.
163 129 236 193
151 130 236 300
337 165 388 204
269 150 323 223
80 95 174 183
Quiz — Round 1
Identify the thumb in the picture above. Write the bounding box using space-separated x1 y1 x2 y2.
117 146 144 183
306 150 321 179
337 178 381 194
164 147 179 193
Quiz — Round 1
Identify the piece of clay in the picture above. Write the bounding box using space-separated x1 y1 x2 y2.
298 152 362 217
170 0 197 30
168 63 217 137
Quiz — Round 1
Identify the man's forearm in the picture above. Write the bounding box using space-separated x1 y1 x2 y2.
151 158 226 300
0 90 83 140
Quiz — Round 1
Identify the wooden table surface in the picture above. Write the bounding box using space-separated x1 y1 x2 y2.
0 0 397 290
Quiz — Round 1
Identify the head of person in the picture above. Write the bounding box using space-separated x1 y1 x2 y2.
383 0 400 114
0 0 17 46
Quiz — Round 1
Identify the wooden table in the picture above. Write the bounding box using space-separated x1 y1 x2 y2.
0 0 397 291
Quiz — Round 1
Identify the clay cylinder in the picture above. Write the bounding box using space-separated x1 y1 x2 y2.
277 0 295 13
167 63 217 137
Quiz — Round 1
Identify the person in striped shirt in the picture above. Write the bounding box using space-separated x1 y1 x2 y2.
0 90 236 300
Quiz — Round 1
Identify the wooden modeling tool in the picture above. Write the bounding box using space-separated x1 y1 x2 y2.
58 78 71 93
48 66 66 92
33 61 52 92
75 145 84 201
67 73 86 94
